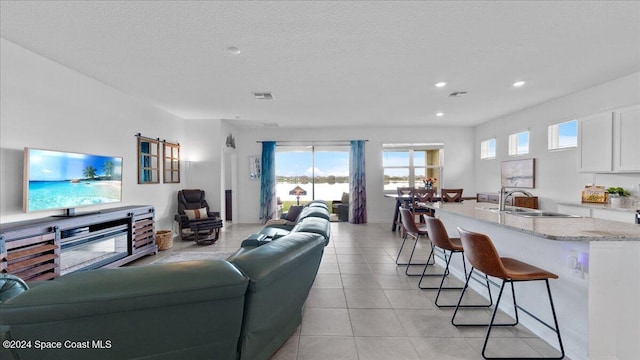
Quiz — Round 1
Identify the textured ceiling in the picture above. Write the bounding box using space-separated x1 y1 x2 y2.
1 1 639 128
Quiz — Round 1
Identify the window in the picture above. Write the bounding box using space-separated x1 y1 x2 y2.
480 138 496 159
508 131 529 155
275 145 349 209
548 120 578 150
163 141 180 183
382 144 443 191
137 136 160 184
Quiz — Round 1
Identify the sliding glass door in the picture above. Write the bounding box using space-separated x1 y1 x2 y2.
275 145 349 210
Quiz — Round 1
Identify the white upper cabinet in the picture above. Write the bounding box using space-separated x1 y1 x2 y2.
578 111 613 172
613 105 640 172
578 105 640 173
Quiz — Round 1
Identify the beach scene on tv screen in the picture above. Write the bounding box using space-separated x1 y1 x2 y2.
27 149 123 211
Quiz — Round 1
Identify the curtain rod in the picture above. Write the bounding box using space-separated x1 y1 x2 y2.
256 140 368 144
135 133 179 144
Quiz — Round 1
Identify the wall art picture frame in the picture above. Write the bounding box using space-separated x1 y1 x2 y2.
249 155 261 180
501 158 535 188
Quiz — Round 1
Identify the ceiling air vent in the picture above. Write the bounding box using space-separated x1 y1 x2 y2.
253 92 274 100
263 122 279 128
448 91 468 98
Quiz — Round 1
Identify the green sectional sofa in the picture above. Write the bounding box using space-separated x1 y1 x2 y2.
0 203 331 360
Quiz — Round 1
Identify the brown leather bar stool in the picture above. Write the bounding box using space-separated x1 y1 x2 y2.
453 227 565 359
396 207 434 276
420 217 493 309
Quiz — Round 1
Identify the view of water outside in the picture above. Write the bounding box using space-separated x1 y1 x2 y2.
382 148 441 191
275 147 349 204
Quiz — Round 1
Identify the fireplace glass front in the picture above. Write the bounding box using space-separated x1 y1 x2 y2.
60 228 129 275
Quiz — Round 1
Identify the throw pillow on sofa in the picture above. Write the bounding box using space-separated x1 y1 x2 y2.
285 205 304 222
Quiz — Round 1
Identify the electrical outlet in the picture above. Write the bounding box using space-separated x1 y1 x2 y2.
567 254 578 268
572 266 583 279
571 261 584 279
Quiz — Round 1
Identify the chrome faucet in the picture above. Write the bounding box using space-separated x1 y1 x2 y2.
499 186 533 211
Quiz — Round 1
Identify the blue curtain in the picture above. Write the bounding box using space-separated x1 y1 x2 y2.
349 140 367 224
259 141 276 223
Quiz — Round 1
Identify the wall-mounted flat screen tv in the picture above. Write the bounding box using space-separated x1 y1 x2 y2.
23 148 123 214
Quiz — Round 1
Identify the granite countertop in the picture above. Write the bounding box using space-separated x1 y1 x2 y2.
557 201 638 213
427 201 640 242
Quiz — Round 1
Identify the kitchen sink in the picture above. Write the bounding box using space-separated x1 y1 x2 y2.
476 206 531 212
514 211 581 218
476 207 581 218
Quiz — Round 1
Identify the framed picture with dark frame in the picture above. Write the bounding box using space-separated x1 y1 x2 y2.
249 155 261 180
501 158 535 188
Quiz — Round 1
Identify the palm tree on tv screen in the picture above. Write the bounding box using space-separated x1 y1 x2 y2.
83 166 97 180
102 161 114 179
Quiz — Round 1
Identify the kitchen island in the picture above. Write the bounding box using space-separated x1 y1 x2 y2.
426 201 640 360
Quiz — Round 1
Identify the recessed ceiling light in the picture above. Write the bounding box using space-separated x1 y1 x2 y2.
227 46 241 55
435 82 447 88
513 81 526 87
436 112 444 117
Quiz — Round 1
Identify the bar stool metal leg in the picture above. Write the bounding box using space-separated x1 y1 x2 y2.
455 227 565 359
480 279 564 359
395 232 430 268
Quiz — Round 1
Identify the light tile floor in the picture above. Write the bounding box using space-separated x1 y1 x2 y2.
131 221 566 359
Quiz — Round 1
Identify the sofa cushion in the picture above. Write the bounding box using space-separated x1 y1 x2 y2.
298 206 331 221
307 200 329 210
292 217 331 243
230 232 325 360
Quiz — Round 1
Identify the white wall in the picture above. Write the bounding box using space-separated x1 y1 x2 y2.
0 39 186 230
474 72 640 210
4 36 637 229
230 125 476 224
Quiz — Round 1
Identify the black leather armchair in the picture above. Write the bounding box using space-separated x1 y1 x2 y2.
175 189 223 244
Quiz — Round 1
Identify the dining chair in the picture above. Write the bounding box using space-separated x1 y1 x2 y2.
410 188 436 222
441 188 464 202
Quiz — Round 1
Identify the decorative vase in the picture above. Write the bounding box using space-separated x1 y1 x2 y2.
424 183 432 190
610 196 624 207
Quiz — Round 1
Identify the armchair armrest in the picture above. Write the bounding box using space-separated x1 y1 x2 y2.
175 213 188 224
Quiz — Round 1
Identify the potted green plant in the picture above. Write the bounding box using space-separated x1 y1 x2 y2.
606 187 630 206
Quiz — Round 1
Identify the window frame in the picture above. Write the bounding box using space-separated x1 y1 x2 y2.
163 141 181 183
480 138 496 160
548 119 578 151
382 144 444 192
137 136 160 184
508 130 530 156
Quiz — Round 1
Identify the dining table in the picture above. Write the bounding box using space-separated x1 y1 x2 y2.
384 193 475 231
